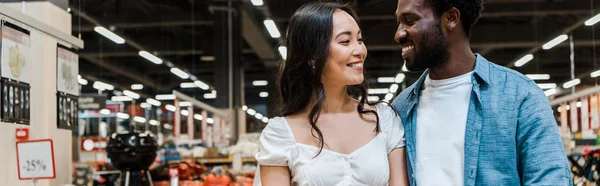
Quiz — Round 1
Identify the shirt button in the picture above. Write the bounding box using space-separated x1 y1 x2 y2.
344 157 349 161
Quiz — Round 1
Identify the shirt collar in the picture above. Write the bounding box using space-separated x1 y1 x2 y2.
409 53 490 99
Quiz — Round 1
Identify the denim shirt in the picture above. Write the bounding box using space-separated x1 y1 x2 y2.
391 54 572 186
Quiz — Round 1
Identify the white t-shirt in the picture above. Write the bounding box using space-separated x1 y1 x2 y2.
254 103 405 186
416 71 473 186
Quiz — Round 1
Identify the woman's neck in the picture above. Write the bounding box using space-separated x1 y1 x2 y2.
307 83 355 114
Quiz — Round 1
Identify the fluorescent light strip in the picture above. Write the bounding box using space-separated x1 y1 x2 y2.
384 93 394 100
577 101 583 108
544 88 557 97
131 84 143 90
149 120 159 126
562 79 581 89
255 113 264 120
263 20 281 38
164 124 173 129
78 78 88 85
377 77 395 83
207 118 214 124
123 90 140 99
278 46 287 59
247 109 256 116
514 54 534 67
100 109 110 115
204 93 216 99
367 96 380 102
194 80 210 90
170 67 190 79
252 80 268 86
251 0 264 6
165 104 176 112
537 83 557 89
395 73 405 83
526 74 550 80
194 114 203 120
138 51 163 64
156 94 176 100
181 110 189 116
93 26 125 44
111 96 133 102
146 98 161 106
591 69 600 78
116 113 130 119
201 56 215 61
259 92 269 98
179 101 192 107
389 84 399 93
93 81 114 91
181 82 196 88
542 34 568 50
133 116 146 123
368 88 390 95
261 117 269 123
585 13 600 26
242 105 248 111
140 102 151 109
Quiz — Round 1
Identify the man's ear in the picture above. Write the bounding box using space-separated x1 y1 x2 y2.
444 7 460 33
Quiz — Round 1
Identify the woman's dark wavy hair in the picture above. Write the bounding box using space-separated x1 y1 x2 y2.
277 1 380 157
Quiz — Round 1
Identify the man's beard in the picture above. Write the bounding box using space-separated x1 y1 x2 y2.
405 21 450 72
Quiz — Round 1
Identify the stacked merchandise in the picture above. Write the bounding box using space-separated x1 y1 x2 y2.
570 148 600 186
226 133 260 158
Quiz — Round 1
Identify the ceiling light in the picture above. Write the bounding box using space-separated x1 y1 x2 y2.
278 46 287 59
156 94 175 100
194 114 203 120
134 116 146 123
67 7 71 12
138 51 163 64
261 117 269 123
123 90 140 99
591 70 600 78
263 19 281 38
131 84 143 90
389 84 399 93
146 98 161 106
93 81 114 91
165 104 176 112
179 101 192 107
78 78 88 85
247 109 256 116
577 101 583 108
537 83 557 89
526 74 550 80
251 0 264 6
149 120 159 126
402 63 408 72
367 96 380 102
164 124 173 129
181 110 189 116
207 118 214 124
544 88 557 97
395 73 405 83
93 26 125 44
514 54 534 67
116 113 130 119
140 102 152 109
111 96 133 102
368 88 389 95
180 82 196 88
255 113 263 120
562 79 581 89
377 77 395 83
384 93 394 101
194 80 210 90
170 67 190 79
253 80 268 86
259 92 269 98
585 13 600 26
242 105 248 111
204 93 216 99
100 109 110 115
542 35 568 50
201 56 215 61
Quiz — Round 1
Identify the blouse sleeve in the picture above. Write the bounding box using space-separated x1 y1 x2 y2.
255 117 296 166
378 104 406 154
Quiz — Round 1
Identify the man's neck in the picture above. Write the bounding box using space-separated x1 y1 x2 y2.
429 42 476 80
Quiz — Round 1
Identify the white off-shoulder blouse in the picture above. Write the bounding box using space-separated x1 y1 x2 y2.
255 103 406 186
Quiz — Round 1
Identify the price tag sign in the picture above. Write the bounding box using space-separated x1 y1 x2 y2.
16 139 56 180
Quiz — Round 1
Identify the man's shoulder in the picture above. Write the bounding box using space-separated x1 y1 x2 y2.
483 60 537 88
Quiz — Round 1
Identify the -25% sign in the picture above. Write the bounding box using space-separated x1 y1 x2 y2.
22 159 47 172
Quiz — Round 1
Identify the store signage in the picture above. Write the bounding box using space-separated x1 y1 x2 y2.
78 95 106 110
15 128 29 140
16 139 56 180
56 44 79 96
571 101 579 132
1 21 31 83
81 138 107 151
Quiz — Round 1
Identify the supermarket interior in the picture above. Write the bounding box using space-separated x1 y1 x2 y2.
0 0 598 185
